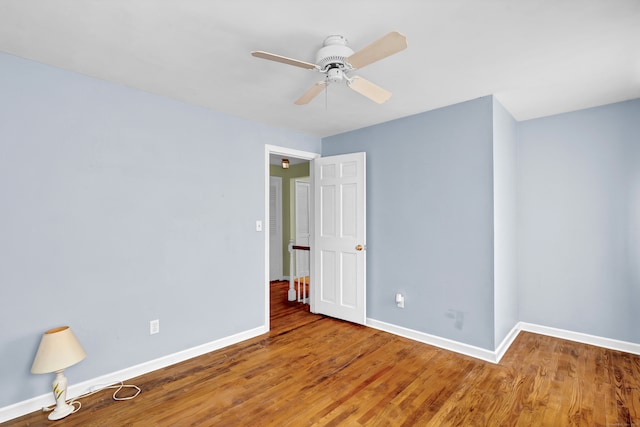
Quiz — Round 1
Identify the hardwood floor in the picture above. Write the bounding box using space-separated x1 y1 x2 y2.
5 281 639 426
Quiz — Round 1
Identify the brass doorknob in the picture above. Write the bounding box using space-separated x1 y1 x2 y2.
355 244 364 251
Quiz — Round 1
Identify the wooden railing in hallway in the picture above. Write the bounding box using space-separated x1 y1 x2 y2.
288 239 310 304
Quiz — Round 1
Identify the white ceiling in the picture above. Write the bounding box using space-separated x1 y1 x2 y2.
1 1 638 138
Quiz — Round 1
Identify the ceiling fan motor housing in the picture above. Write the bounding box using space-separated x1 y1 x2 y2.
316 35 354 71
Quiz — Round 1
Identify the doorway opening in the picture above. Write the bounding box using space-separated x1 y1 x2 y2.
264 145 320 329
265 147 368 328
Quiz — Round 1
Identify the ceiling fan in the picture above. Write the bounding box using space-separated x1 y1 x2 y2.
251 31 407 105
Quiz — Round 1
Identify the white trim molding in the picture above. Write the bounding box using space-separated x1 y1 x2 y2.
0 326 267 424
494 323 522 362
367 318 640 365
366 318 518 364
518 322 640 356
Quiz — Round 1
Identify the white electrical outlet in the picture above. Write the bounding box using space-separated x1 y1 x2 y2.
150 319 160 335
395 293 405 309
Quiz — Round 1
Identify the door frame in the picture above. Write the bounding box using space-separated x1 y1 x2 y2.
264 144 320 329
269 175 283 281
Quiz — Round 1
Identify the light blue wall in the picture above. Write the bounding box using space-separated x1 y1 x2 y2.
492 98 519 346
518 99 640 342
323 97 496 350
0 53 320 408
628 130 640 343
631 126 640 344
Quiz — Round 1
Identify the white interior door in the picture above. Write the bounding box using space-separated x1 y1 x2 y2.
311 152 366 324
269 176 283 281
294 179 310 276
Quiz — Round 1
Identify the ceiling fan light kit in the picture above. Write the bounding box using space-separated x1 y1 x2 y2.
251 31 407 105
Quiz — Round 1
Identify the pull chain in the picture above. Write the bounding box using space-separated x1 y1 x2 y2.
325 84 328 110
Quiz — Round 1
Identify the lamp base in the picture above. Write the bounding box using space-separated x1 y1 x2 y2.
48 370 76 420
48 402 75 420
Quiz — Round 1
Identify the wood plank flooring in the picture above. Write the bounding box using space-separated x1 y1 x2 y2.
4 281 639 426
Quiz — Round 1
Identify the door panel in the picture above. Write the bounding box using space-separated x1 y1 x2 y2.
320 250 337 303
341 252 358 307
342 183 357 237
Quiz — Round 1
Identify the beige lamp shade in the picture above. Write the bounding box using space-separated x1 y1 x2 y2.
31 326 87 374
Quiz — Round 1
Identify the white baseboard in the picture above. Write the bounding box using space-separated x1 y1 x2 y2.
518 322 640 356
495 323 522 362
366 318 640 364
0 325 267 424
366 318 505 364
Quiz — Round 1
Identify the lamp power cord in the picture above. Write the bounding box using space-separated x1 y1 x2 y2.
42 381 141 415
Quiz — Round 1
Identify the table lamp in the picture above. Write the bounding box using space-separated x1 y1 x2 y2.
31 326 87 420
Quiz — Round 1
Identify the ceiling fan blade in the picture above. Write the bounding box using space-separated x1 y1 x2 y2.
295 81 326 105
251 51 318 70
347 31 408 69
348 77 392 104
